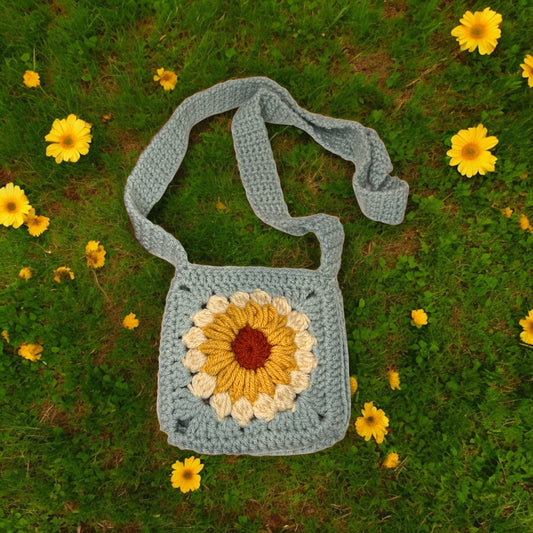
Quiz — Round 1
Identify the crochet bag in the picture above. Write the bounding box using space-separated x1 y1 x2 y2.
124 77 408 455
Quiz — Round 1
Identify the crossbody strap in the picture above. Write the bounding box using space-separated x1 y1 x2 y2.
124 77 409 275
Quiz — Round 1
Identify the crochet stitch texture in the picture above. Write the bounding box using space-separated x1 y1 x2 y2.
124 77 408 455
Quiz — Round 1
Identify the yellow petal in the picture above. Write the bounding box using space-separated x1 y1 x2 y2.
229 367 247 403
256 367 276 397
201 352 235 375
243 370 258 403
213 360 240 394
264 360 290 385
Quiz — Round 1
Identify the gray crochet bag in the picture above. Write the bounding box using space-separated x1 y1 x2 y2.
124 77 408 455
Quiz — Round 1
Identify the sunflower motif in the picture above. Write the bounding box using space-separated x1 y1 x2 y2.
181 289 318 426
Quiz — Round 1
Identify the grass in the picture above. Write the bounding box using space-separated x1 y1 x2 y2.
1 0 532 531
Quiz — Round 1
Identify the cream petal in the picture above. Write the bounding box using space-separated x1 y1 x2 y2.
250 289 271 306
206 295 229 314
191 309 214 327
188 372 217 399
274 384 296 412
182 349 208 372
290 370 311 393
271 296 291 316
182 327 207 349
231 396 254 426
295 331 317 351
229 291 250 307
210 391 232 421
253 392 277 422
294 350 318 373
286 310 310 332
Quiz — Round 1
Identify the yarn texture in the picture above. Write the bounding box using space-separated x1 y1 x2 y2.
124 77 409 455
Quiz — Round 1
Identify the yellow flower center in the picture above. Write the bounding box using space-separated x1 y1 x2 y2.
461 143 480 160
469 23 486 39
526 321 533 334
161 73 172 82
61 134 74 148
6 201 17 212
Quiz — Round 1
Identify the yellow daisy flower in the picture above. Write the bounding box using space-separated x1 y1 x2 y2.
355 401 389 444
0 182 32 228
19 267 32 280
501 207 513 218
446 124 498 178
23 208 50 236
519 214 533 232
23 70 40 88
383 452 400 469
520 54 533 88
1 330 9 343
350 376 358 395
85 240 106 268
411 309 428 327
182 289 318 426
519 310 533 345
387 370 401 390
154 68 178 91
53 266 75 283
18 342 43 362
45 114 92 164
171 456 204 493
123 313 139 330
451 7 502 55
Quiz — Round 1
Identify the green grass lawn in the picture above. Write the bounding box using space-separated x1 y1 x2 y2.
1 0 532 531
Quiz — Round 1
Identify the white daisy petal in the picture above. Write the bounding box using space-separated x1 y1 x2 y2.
188 372 217 399
182 327 207 349
250 289 272 306
274 384 296 412
293 349 318 373
210 391 232 421
206 295 229 314
295 330 317 351
231 396 254 426
290 370 311 393
286 310 310 332
253 392 277 422
191 308 214 327
229 291 250 307
182 349 208 372
271 296 291 316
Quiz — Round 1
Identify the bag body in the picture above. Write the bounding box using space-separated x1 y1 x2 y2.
124 77 408 455
159 264 350 455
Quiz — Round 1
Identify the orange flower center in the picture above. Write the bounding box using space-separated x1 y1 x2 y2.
469 23 486 39
87 252 100 266
161 73 172 82
6 201 16 212
61 134 74 148
526 320 533 334
232 325 272 370
182 469 194 480
461 143 480 160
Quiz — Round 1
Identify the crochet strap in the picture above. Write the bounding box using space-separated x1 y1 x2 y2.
124 77 409 275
